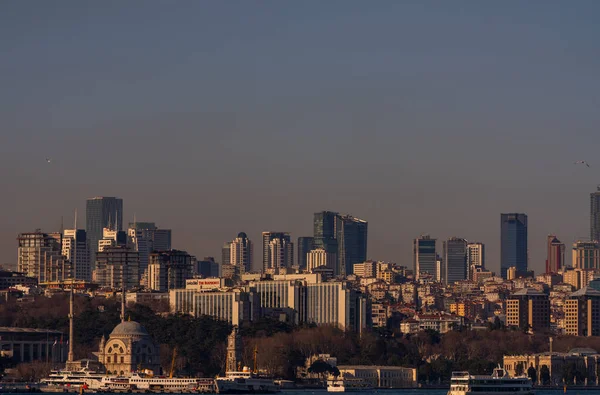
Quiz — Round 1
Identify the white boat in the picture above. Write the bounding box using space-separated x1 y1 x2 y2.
41 362 109 391
448 367 534 395
87 372 214 392
327 377 374 392
215 367 279 394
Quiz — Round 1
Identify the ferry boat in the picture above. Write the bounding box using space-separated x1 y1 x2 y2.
215 367 279 394
448 367 534 395
327 377 374 392
88 372 214 392
40 362 109 391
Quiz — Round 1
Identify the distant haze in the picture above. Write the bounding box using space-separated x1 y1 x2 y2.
1 1 599 274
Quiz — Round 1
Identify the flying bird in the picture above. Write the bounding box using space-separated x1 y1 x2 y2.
46 158 52 163
574 160 590 168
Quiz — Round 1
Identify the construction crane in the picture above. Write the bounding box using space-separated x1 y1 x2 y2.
169 347 177 378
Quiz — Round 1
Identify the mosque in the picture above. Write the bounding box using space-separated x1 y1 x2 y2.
66 286 160 375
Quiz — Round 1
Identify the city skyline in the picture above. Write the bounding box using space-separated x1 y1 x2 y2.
2 2 600 274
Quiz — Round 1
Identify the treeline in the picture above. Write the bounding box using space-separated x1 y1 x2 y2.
3 295 600 382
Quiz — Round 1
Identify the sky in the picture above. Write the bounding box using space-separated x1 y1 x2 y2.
1 1 600 274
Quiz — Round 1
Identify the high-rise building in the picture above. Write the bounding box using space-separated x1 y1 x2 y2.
147 250 193 292
62 229 90 282
86 197 123 266
500 213 528 279
266 235 294 274
17 232 70 283
306 282 367 333
466 242 485 280
443 237 467 285
505 288 550 332
93 246 140 289
127 228 152 279
306 248 336 273
229 232 253 274
564 287 600 336
335 215 368 276
297 237 315 270
591 187 600 242
546 235 565 273
127 222 172 252
313 211 338 257
262 232 293 273
98 228 127 252
413 235 436 280
221 242 232 267
572 241 600 270
194 257 220 278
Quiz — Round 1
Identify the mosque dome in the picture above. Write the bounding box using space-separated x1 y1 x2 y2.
237 232 248 238
110 321 149 337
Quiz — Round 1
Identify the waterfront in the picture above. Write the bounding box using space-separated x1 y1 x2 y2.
4 390 600 395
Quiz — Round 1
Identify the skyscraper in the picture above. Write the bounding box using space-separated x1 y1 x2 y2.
443 237 467 285
229 232 253 274
546 235 565 273
17 231 69 283
313 211 338 255
262 232 293 273
592 187 600 242
572 241 600 270
335 215 368 276
86 197 123 267
500 213 528 279
62 229 90 282
413 235 436 280
466 242 485 280
297 236 315 270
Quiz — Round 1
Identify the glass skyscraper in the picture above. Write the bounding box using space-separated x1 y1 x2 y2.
335 215 368 276
500 213 528 279
313 211 338 255
86 197 123 268
413 235 436 280
443 237 467 285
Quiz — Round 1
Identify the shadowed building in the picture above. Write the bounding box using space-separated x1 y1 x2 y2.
86 197 123 268
501 213 528 279
506 288 549 332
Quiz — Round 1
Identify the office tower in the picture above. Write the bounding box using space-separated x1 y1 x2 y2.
93 246 140 289
297 237 315 270
17 231 70 283
194 257 219 278
572 241 600 270
221 242 232 267
128 222 172 252
62 229 90 282
443 237 467 285
546 235 565 273
262 232 293 273
505 288 550 332
229 232 253 274
86 197 123 266
313 211 338 256
335 215 368 276
500 213 528 279
127 228 152 278
413 235 436 280
147 250 193 292
592 187 600 242
248 279 307 325
466 242 485 280
435 255 443 282
564 287 600 336
306 248 336 273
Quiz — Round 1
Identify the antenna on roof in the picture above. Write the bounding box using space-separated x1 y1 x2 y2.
74 209 78 230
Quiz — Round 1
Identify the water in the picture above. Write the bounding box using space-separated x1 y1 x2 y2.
3 391 600 395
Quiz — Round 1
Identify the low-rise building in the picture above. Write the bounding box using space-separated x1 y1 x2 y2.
0 327 67 364
333 365 417 388
399 313 464 334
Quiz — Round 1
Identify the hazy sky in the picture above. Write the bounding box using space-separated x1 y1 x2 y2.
2 1 600 274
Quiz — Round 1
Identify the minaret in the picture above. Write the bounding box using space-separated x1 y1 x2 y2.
121 278 126 323
67 287 75 363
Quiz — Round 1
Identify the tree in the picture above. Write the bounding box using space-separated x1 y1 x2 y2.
308 360 338 385
527 366 536 383
539 365 550 385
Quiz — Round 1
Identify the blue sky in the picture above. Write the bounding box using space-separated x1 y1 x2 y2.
1 1 599 273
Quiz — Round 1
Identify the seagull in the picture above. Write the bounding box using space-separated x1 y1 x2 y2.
574 160 590 168
46 158 52 163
